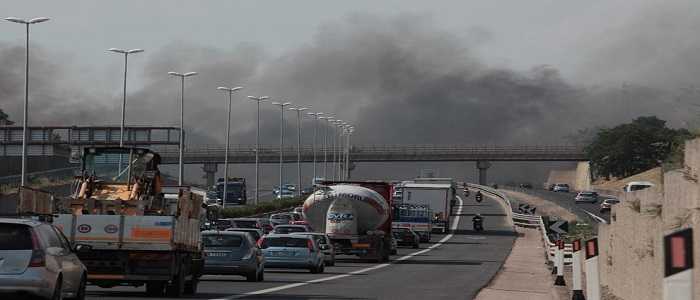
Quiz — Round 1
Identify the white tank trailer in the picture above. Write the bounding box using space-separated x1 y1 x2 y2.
303 185 391 262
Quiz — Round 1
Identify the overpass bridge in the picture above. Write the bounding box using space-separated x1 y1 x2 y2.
0 125 587 185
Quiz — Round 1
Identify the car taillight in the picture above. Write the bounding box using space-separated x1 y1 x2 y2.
307 239 314 251
28 229 45 267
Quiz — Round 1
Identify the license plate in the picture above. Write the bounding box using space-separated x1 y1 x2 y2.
206 252 227 257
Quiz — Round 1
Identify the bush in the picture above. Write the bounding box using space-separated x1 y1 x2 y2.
220 197 305 218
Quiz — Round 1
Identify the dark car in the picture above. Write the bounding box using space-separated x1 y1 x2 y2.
272 225 311 234
392 227 420 249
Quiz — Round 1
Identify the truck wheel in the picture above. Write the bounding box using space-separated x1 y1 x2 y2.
184 277 199 295
166 271 185 297
146 281 165 297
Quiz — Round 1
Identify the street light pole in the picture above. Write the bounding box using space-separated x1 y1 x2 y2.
307 112 323 184
217 86 243 208
5 16 50 187
323 117 334 180
332 120 343 181
289 107 308 197
345 126 354 180
108 48 144 147
247 96 269 205
168 71 198 186
272 101 292 197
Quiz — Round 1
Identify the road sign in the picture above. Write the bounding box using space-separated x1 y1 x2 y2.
549 219 568 234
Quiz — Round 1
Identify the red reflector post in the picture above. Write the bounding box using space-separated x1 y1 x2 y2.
585 238 599 259
664 228 693 277
573 239 581 252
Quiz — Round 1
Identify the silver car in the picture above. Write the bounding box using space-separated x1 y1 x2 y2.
0 218 87 300
292 232 336 266
202 231 265 282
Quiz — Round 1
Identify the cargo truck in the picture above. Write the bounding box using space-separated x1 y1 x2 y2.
304 180 393 262
398 181 456 233
392 203 433 242
18 147 205 297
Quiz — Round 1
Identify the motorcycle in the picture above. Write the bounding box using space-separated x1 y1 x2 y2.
475 192 483 203
472 217 484 232
463 189 470 197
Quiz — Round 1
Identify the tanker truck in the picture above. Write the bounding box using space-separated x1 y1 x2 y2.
303 182 393 262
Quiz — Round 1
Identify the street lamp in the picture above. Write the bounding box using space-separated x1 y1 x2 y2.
271 101 292 197
332 120 343 181
289 107 309 197
108 48 144 147
168 71 198 185
217 86 243 208
344 126 354 180
307 112 324 185
5 16 50 187
322 117 335 180
247 96 269 205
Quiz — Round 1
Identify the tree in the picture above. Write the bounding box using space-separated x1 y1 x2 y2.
0 109 14 125
585 116 692 179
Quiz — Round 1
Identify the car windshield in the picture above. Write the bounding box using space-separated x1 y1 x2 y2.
274 226 306 234
0 224 33 250
83 149 154 183
262 237 309 248
202 234 243 247
233 220 258 228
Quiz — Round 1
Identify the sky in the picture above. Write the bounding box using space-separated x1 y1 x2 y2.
2 0 700 185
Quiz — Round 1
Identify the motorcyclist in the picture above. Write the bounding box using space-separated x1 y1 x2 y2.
472 213 484 231
475 191 483 202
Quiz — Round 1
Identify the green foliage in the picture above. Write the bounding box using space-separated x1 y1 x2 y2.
220 197 304 218
0 109 14 125
585 116 692 178
564 222 596 243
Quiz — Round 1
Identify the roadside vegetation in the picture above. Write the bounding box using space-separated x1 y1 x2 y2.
580 116 693 179
220 197 305 218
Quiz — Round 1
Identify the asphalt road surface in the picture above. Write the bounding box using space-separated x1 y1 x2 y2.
507 188 611 224
85 191 515 300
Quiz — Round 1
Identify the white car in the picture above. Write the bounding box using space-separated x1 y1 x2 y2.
623 181 654 192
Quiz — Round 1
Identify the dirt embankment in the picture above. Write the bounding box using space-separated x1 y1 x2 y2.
502 189 578 222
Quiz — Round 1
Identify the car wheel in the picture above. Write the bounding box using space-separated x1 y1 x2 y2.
50 276 62 300
184 277 199 294
146 281 166 297
166 271 185 297
68 274 86 300
257 267 265 281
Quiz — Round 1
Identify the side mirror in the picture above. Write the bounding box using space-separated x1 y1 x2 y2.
74 244 92 253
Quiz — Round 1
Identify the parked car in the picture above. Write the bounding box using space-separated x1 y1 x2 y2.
272 225 311 234
260 234 325 273
574 191 599 204
552 183 570 193
623 181 654 192
291 232 336 266
0 218 88 300
600 198 621 213
270 213 292 226
201 231 265 282
393 227 420 249
225 228 264 242
276 190 295 199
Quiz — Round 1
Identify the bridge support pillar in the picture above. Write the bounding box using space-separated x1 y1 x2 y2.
202 163 218 187
476 160 491 185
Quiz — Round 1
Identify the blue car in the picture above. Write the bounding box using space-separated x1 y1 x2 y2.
260 234 325 273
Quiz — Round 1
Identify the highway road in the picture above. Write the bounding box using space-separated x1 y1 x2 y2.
507 188 611 224
85 191 516 300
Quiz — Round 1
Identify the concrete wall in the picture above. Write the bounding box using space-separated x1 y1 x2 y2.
598 138 700 299
543 161 591 191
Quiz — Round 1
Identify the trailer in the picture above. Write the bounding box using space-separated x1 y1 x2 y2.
399 181 455 233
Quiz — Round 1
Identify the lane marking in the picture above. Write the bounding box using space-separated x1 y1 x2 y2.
213 196 465 300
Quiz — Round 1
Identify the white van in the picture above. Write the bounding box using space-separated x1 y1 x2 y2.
623 181 654 192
